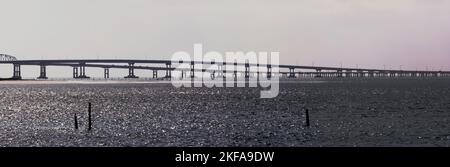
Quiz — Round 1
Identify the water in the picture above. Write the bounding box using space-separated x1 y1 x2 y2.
0 78 449 147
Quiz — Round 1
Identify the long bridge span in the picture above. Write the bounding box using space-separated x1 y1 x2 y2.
1 54 449 80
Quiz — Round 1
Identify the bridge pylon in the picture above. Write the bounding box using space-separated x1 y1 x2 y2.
73 63 90 79
12 64 21 80
104 68 110 79
37 64 48 79
125 63 138 79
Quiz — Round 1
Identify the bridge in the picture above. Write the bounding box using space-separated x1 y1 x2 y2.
1 54 450 80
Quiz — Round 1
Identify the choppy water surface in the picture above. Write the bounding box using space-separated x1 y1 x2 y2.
0 78 449 147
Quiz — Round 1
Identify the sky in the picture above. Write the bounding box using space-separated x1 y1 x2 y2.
1 0 450 78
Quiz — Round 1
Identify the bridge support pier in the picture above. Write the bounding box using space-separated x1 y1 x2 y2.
217 64 224 78
104 68 110 79
345 70 351 77
245 62 250 79
38 65 48 79
165 63 172 79
125 63 138 78
267 65 272 79
12 64 21 80
75 64 90 79
368 71 374 77
73 66 78 78
433 72 438 77
211 71 216 80
337 70 343 77
288 68 296 78
233 62 238 80
80 65 86 78
315 69 322 78
223 63 228 79
357 70 363 77
256 64 260 79
153 70 158 79
190 62 195 78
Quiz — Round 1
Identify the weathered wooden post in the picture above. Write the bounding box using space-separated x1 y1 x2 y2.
305 108 310 127
74 113 78 130
88 102 92 131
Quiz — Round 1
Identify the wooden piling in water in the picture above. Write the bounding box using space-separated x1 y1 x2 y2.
305 108 310 127
88 102 92 131
74 113 78 130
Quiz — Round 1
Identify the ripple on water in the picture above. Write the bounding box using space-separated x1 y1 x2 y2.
0 79 449 146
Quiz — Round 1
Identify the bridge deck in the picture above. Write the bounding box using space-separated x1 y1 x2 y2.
0 59 447 73
0 59 449 79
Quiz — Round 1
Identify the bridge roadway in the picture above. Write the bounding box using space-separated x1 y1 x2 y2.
0 59 449 80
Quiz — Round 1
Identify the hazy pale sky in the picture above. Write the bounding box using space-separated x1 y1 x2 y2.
1 0 450 78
